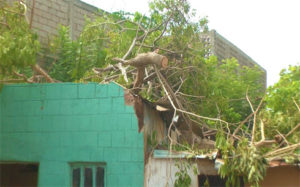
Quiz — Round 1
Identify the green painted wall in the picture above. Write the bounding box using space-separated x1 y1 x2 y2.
0 83 144 187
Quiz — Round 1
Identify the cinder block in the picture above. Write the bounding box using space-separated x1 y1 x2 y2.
95 84 108 98
124 130 139 147
45 84 62 99
111 97 125 113
116 114 132 130
131 174 144 186
43 100 62 115
107 83 120 97
59 132 72 146
48 20 58 30
137 133 144 148
2 101 20 116
90 115 113 131
51 116 66 131
111 131 125 147
89 147 104 161
122 162 143 174
27 84 46 100
98 132 112 147
21 100 44 116
41 116 54 132
78 83 96 98
131 148 144 162
46 84 78 99
71 132 98 147
41 132 61 147
118 175 133 186
118 148 131 162
66 115 89 131
103 148 119 161
37 3 48 11
58 100 74 115
97 98 112 114
131 115 139 130
9 86 31 101
109 162 123 174
22 132 43 146
107 174 120 187
74 99 98 115
1 117 15 132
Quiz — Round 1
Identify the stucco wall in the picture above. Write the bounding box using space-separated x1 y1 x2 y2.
144 158 203 187
0 83 144 187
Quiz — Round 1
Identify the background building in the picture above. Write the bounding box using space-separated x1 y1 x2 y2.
201 30 267 88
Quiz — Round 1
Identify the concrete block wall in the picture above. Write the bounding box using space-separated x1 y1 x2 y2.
0 83 144 187
22 0 100 46
201 30 267 89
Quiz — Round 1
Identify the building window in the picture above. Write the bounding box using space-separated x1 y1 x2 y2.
71 163 105 187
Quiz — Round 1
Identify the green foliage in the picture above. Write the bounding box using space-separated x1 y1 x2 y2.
47 25 107 82
0 1 39 77
182 56 264 124
216 133 267 187
261 65 300 144
174 161 192 187
147 131 158 148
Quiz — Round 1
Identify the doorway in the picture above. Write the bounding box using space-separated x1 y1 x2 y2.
0 163 39 187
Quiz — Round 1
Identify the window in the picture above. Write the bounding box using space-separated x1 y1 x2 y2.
71 163 105 187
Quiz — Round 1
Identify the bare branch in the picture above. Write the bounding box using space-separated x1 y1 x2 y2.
176 92 205 99
276 130 290 146
285 123 300 138
232 94 265 137
292 97 300 112
31 64 55 83
13 71 34 83
260 119 265 141
264 143 300 158
0 78 24 83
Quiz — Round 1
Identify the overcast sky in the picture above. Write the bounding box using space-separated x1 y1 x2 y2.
82 0 300 86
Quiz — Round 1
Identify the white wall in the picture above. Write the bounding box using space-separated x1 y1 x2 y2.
144 158 218 187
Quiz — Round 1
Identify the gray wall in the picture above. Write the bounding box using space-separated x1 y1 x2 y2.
22 0 100 46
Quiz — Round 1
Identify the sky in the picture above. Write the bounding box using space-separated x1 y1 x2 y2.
82 0 300 86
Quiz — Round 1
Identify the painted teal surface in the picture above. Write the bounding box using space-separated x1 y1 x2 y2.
0 83 144 187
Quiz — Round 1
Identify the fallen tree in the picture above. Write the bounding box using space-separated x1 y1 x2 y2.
1 1 299 186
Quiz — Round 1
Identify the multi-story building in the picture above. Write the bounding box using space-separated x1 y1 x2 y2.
201 30 267 88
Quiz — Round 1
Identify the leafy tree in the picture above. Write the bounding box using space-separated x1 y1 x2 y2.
0 1 39 79
262 65 300 144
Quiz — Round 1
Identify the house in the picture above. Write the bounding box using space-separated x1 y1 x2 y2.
1 83 299 187
0 83 144 186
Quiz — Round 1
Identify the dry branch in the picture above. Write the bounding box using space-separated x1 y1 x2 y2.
31 64 55 83
114 52 168 68
286 123 300 137
13 70 34 83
